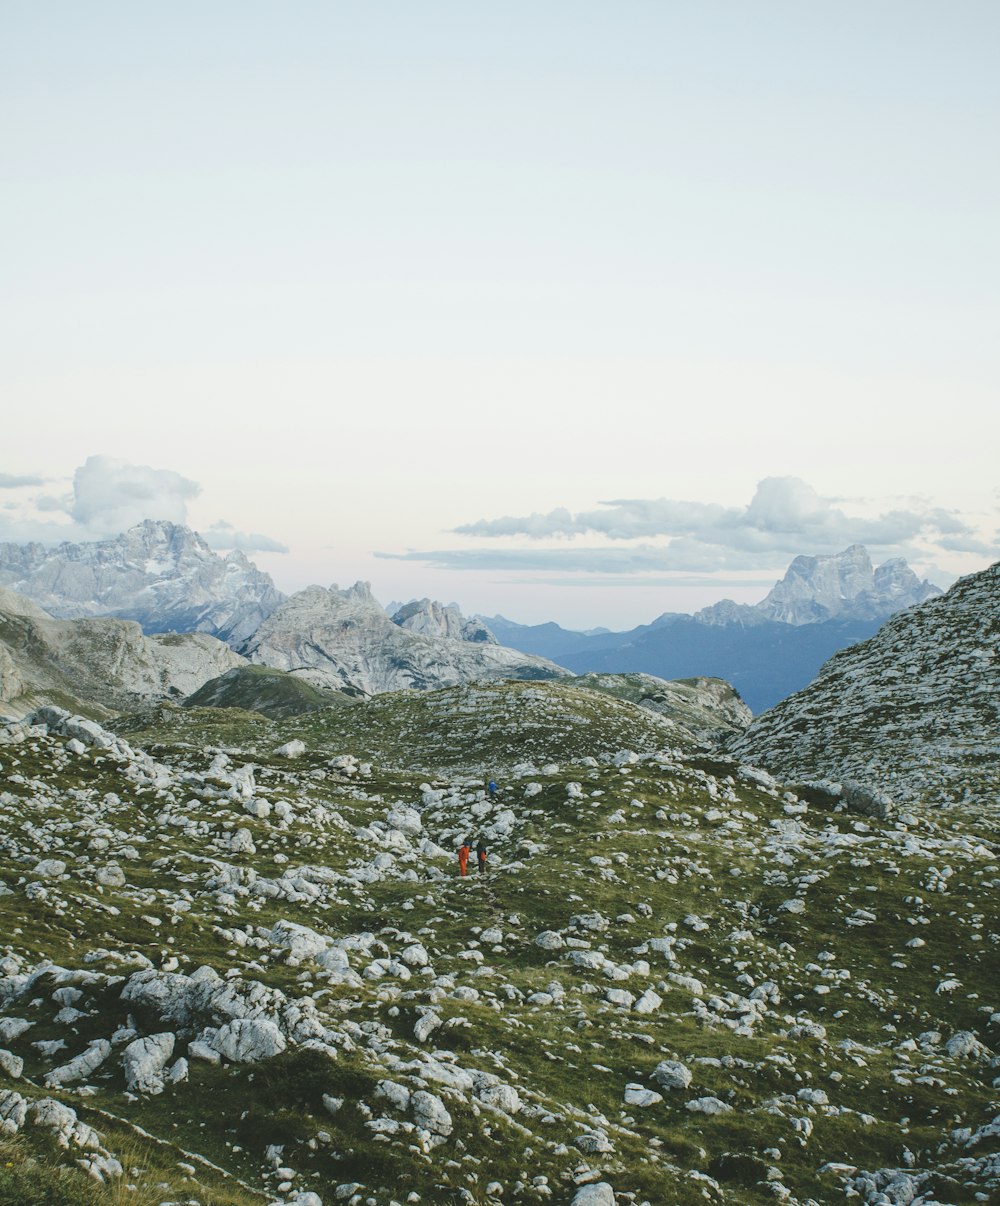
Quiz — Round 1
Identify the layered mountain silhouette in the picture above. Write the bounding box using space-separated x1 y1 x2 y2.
486 546 941 712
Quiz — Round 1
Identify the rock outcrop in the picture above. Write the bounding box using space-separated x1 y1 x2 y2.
391 599 498 644
0 520 284 646
729 561 999 806
244 582 568 695
570 673 751 744
0 586 246 719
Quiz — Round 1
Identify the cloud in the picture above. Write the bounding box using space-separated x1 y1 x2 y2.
383 476 999 579
0 473 46 489
69 455 200 535
0 456 296 557
202 521 288 554
452 477 989 557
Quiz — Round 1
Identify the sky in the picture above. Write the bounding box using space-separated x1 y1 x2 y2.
2 1 998 628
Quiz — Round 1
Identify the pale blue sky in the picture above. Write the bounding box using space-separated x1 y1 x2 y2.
3 2 998 625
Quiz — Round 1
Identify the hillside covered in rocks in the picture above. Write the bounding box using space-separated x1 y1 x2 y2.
730 561 1000 808
0 679 997 1206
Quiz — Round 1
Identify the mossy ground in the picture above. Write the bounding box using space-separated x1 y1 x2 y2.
0 680 997 1204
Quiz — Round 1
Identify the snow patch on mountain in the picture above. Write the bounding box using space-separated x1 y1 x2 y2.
0 520 284 646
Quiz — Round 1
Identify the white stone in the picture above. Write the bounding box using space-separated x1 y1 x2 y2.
633 989 662 1015
32 859 66 878
411 1089 453 1136
624 1083 663 1107
46 1040 111 1087
275 739 306 759
686 1096 733 1115
653 1060 692 1090
572 1183 616 1206
535 930 564 950
123 1033 175 1095
211 1018 286 1063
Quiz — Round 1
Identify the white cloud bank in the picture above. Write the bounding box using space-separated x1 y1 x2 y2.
379 477 998 577
0 455 286 554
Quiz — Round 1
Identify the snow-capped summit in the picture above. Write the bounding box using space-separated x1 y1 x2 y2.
0 520 285 646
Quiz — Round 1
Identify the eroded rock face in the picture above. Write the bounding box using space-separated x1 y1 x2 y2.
0 587 246 718
391 598 498 644
244 582 568 695
754 545 941 626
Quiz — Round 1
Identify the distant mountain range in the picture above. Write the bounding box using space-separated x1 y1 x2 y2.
0 527 945 713
0 520 285 645
484 545 941 713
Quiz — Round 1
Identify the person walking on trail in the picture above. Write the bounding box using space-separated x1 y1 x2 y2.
476 838 488 875
487 778 498 799
458 840 471 877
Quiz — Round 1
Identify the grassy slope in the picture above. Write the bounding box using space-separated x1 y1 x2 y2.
0 681 996 1205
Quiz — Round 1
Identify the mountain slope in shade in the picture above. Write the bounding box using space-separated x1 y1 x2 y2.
0 520 285 645
556 616 884 715
245 581 569 696
483 547 941 712
728 561 1000 807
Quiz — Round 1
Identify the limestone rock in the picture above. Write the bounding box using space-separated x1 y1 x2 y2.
123 1033 175 1095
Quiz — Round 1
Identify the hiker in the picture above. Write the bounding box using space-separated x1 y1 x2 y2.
458 839 471 877
487 778 498 798
476 838 488 874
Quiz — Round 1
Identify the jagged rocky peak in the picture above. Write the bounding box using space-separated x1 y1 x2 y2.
245 581 567 696
729 559 999 807
0 520 285 646
754 544 941 625
391 598 498 644
693 598 765 627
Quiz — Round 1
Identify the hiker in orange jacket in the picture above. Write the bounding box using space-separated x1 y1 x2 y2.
458 840 471 877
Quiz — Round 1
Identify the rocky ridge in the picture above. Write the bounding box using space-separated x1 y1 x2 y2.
0 680 996 1204
391 599 498 644
0 520 285 646
729 561 1000 807
245 582 568 696
0 586 245 720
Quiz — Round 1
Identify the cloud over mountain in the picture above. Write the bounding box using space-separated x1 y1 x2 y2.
455 477 977 552
202 521 289 555
379 477 994 578
69 455 201 536
0 456 287 556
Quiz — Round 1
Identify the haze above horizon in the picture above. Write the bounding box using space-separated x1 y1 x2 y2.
3 2 998 628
